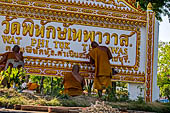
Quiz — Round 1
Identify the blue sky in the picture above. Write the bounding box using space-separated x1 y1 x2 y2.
159 16 170 42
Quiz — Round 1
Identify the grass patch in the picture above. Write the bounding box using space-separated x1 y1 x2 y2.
109 101 170 113
0 88 170 113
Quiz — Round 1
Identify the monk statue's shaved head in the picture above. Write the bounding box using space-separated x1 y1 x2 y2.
12 45 20 53
91 41 99 49
72 65 80 73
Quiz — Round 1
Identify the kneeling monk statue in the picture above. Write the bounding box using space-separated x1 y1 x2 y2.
63 65 85 96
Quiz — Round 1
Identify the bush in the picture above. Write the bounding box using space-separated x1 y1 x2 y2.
46 98 60 106
30 75 64 96
0 67 26 89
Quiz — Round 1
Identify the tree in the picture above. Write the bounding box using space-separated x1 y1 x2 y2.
136 0 170 21
157 41 170 101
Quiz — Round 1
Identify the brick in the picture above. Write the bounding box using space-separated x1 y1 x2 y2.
14 105 21 110
21 105 48 112
48 107 68 113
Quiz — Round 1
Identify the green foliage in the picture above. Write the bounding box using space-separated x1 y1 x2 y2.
58 94 70 99
136 85 145 104
127 102 170 113
116 82 129 102
158 41 170 101
116 89 129 102
101 86 117 102
0 67 26 89
46 98 60 106
0 88 170 112
110 102 170 113
136 0 170 21
30 75 64 96
100 82 129 102
30 75 41 84
0 96 28 108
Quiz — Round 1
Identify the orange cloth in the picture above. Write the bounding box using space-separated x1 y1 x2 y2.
89 47 112 90
1 52 23 68
27 83 39 90
3 52 18 60
63 72 83 96
89 47 112 77
94 76 112 90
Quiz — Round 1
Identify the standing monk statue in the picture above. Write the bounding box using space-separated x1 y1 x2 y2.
89 41 112 97
63 65 85 96
0 45 24 70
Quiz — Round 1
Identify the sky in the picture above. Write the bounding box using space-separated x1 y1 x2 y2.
159 16 170 42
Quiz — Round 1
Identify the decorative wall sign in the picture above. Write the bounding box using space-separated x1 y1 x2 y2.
0 0 157 102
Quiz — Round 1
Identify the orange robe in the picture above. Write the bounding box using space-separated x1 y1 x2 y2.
0 52 16 71
4 52 18 59
89 47 112 90
1 52 24 70
63 72 83 96
27 83 39 90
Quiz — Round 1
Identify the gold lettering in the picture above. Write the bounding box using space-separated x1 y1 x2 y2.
58 51 62 56
68 28 72 40
113 56 118 62
65 42 70 49
20 47 25 53
111 33 118 45
33 47 38 54
119 57 123 65
45 40 49 48
73 29 82 42
44 48 50 56
111 47 119 54
2 35 21 44
103 32 110 44
51 50 55 56
2 20 10 34
59 42 64 49
31 38 37 46
53 41 59 48
35 24 45 38
10 36 16 44
118 48 123 55
37 39 45 48
57 27 67 40
16 37 22 45
74 52 78 58
123 55 128 63
6 46 11 51
96 31 102 44
2 35 11 44
124 48 128 55
69 50 74 57
63 52 67 57
82 44 88 51
120 31 135 47
83 30 95 42
39 49 43 55
22 19 34 37
11 22 20 35
46 26 56 39
26 46 32 53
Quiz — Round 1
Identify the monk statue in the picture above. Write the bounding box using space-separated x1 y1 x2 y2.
63 65 85 96
0 45 24 88
0 45 24 70
88 41 112 97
